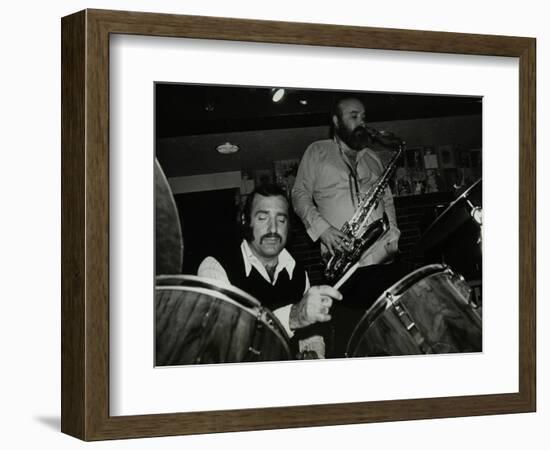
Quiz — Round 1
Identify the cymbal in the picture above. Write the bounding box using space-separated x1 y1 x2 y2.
415 178 481 253
155 159 184 275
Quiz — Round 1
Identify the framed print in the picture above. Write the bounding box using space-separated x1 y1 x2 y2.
61 9 536 440
154 83 484 368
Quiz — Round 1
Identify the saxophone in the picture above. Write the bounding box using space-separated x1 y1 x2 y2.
324 130 404 282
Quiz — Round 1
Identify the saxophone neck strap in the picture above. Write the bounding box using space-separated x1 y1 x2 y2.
334 137 362 207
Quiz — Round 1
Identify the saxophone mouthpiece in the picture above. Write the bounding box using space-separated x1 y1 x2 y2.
367 128 404 147
365 127 382 139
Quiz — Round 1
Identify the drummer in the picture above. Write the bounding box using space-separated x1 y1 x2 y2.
198 184 342 358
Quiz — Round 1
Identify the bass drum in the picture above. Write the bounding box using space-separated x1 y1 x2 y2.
347 264 482 357
155 275 292 365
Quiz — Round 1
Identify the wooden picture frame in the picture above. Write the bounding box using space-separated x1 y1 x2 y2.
61 9 536 440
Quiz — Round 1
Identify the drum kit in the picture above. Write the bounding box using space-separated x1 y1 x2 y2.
155 159 483 365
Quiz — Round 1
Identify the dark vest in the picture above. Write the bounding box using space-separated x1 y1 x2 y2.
215 243 306 311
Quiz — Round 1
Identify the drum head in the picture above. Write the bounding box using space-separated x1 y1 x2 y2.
155 275 292 365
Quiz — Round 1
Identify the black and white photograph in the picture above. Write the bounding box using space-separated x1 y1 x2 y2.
154 84 483 366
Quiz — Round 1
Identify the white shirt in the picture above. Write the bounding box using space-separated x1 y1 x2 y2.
197 240 310 337
292 138 400 266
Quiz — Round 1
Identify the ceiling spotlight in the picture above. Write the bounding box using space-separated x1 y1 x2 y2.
299 99 308 106
216 142 240 154
271 88 286 103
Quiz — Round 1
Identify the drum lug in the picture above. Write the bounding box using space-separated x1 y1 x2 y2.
247 347 261 356
392 301 414 330
446 267 466 286
388 294 433 354
259 310 274 328
448 271 473 302
246 310 267 359
443 265 455 277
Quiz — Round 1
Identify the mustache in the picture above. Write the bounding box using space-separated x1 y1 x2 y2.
260 232 283 243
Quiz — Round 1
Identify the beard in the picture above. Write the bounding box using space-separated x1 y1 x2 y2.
336 121 370 151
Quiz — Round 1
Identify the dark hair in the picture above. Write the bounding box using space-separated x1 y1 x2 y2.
241 184 289 241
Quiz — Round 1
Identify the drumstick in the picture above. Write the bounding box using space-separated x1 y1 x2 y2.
332 262 360 290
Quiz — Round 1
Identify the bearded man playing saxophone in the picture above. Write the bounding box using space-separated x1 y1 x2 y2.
292 97 406 357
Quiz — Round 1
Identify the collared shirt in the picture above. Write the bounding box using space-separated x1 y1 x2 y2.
197 240 310 336
291 138 400 266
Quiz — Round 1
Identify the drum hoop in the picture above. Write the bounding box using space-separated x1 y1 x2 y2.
154 159 183 274
156 276 292 355
156 274 261 307
156 284 260 315
346 264 452 356
387 264 449 297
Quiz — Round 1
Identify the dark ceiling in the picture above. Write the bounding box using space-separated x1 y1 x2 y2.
155 83 482 138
